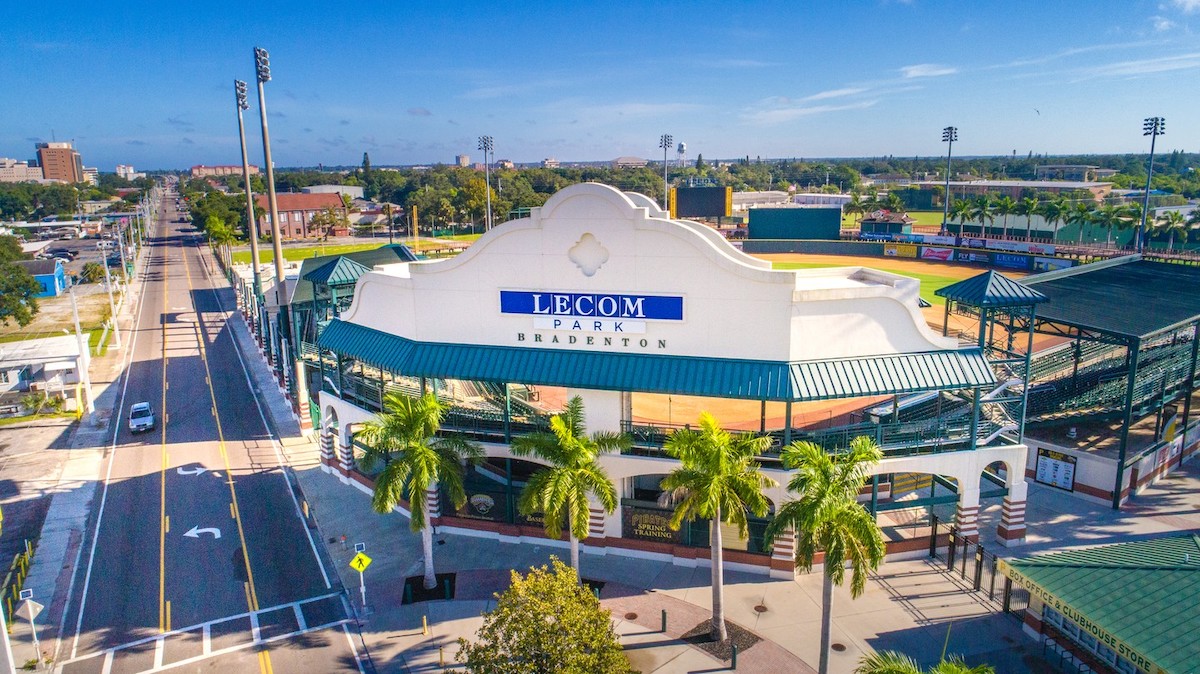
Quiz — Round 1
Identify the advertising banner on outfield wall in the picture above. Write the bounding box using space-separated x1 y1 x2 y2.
1034 256 1073 272
986 240 1058 256
993 253 1029 270
884 243 918 258
961 238 988 249
923 235 957 245
920 247 954 261
956 251 989 263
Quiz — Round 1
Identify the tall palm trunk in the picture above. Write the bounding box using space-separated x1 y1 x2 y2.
1002 214 1009 240
819 570 834 674
568 510 581 577
1025 216 1033 242
709 506 727 642
421 522 436 590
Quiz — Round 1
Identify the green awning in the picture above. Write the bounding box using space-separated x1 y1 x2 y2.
999 535 1200 674
936 270 1047 308
318 320 995 402
303 257 371 286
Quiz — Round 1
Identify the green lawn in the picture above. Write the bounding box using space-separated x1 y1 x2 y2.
231 235 482 265
841 210 946 229
772 261 961 307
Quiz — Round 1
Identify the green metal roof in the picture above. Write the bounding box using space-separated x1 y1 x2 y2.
303 257 370 286
290 244 416 305
999 535 1200 674
1023 257 1200 339
935 270 1047 308
318 320 995 402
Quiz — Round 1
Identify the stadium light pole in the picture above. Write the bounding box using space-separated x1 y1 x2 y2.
254 46 292 385
235 79 264 344
941 126 957 235
1138 116 1165 253
659 133 673 211
478 135 493 230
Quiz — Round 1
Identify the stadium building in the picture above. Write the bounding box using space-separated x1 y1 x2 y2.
297 183 1041 576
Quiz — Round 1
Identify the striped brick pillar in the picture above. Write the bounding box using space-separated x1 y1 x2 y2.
587 502 607 539
955 488 980 542
294 361 312 432
769 526 797 580
318 426 336 472
997 480 1028 546
336 433 355 481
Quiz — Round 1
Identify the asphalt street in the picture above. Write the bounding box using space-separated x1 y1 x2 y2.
59 187 358 673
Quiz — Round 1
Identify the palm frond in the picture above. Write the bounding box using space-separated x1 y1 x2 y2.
853 650 921 674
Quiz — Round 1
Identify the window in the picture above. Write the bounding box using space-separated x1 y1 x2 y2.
1043 608 1062 627
280 212 289 222
0 371 8 384
1096 643 1116 665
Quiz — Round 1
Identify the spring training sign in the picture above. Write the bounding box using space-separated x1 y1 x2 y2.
500 291 683 336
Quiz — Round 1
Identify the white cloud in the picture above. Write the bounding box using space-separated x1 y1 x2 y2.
1172 0 1200 13
804 87 868 101
1152 15 1176 30
899 63 958 78
1080 52 1200 78
742 100 878 125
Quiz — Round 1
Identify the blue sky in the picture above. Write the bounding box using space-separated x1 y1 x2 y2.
2 1 1198 170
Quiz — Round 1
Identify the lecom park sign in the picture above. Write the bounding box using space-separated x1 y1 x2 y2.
502 290 683 348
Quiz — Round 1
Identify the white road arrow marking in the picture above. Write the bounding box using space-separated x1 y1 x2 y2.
183 526 221 540
176 466 207 477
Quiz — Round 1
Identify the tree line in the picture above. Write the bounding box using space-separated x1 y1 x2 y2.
0 174 153 222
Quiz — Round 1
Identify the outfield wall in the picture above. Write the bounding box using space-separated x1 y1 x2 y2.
742 236 1078 273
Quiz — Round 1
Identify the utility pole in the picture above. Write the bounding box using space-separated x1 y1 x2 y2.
100 246 120 349
235 79 264 343
478 136 493 230
69 288 94 416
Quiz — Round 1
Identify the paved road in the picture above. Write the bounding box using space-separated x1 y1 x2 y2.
59 189 360 673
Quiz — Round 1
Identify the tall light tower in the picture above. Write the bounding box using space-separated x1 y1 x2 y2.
941 126 958 235
1139 116 1165 253
235 79 264 342
254 46 290 380
477 135 493 230
659 133 673 210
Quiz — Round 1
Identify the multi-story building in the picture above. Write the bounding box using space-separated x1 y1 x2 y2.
455 154 470 167
541 157 560 168
191 164 259 178
115 164 146 181
36 142 83 183
255 192 347 239
82 167 98 186
0 158 44 183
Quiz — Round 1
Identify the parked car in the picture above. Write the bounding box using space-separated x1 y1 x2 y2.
129 402 156 433
46 247 75 259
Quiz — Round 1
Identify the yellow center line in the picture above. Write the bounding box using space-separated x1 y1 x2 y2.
180 242 261 614
159 230 169 634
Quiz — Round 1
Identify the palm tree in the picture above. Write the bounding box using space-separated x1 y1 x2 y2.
1016 196 1040 241
1067 202 1097 245
884 192 906 213
661 413 776 642
1124 202 1145 250
512 395 627 574
949 199 972 231
855 651 994 674
764 436 886 674
844 193 866 226
1155 210 1189 251
969 195 995 237
357 391 484 589
992 196 1016 240
1092 203 1132 248
1037 197 1069 244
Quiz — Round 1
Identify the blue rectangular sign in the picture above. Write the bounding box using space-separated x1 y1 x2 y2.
500 291 683 320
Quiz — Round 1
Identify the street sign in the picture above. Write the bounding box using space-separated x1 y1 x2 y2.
349 552 372 572
18 589 31 600
15 600 42 622
354 542 366 553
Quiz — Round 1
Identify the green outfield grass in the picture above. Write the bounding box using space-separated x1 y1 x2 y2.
230 235 482 265
841 210 946 229
772 261 961 307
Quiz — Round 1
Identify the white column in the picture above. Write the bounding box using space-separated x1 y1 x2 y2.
955 487 980 541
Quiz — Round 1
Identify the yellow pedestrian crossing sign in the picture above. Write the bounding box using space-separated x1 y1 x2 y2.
349 552 372 572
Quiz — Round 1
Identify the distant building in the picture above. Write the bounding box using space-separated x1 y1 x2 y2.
191 164 259 178
541 157 560 168
82 167 98 186
0 158 44 183
612 156 648 169
81 199 119 214
301 184 364 200
496 159 514 169
37 142 84 183
12 259 67 297
255 192 347 239
1034 165 1099 181
115 164 146 181
455 154 470 167
913 179 1112 201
